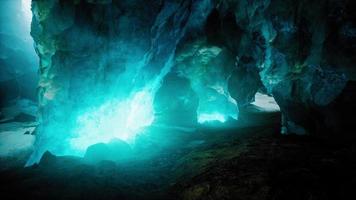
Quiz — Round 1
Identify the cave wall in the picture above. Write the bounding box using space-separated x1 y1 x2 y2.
28 0 356 164
28 0 216 165
205 0 355 135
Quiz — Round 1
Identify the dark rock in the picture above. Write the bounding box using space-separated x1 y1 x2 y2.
0 112 36 124
229 66 262 107
13 112 36 123
39 151 57 166
84 139 132 164
154 72 198 127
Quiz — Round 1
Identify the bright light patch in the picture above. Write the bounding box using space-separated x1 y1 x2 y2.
70 90 154 153
197 89 238 124
21 0 32 21
251 92 280 112
198 113 228 124
21 0 32 36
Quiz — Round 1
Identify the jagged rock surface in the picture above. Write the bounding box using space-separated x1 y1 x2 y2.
29 0 356 164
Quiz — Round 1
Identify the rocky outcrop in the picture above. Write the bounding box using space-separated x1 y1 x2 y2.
154 73 199 127
28 0 356 165
206 0 354 135
28 0 215 165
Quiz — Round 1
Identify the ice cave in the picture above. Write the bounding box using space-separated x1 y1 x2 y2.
1 0 356 199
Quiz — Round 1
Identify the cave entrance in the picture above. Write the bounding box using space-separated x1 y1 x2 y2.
231 92 281 130
251 92 280 112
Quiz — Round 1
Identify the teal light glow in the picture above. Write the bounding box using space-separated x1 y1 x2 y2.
68 54 174 155
198 112 227 123
70 89 154 153
176 41 239 126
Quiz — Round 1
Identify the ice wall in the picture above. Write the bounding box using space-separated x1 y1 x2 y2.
27 0 356 165
27 0 230 165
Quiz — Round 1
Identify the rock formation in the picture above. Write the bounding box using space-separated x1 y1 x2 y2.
27 0 356 165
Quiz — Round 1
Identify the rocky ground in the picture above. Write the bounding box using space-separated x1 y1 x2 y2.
174 131 356 200
0 104 355 200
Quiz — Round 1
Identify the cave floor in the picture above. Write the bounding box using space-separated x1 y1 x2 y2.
1 109 356 200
